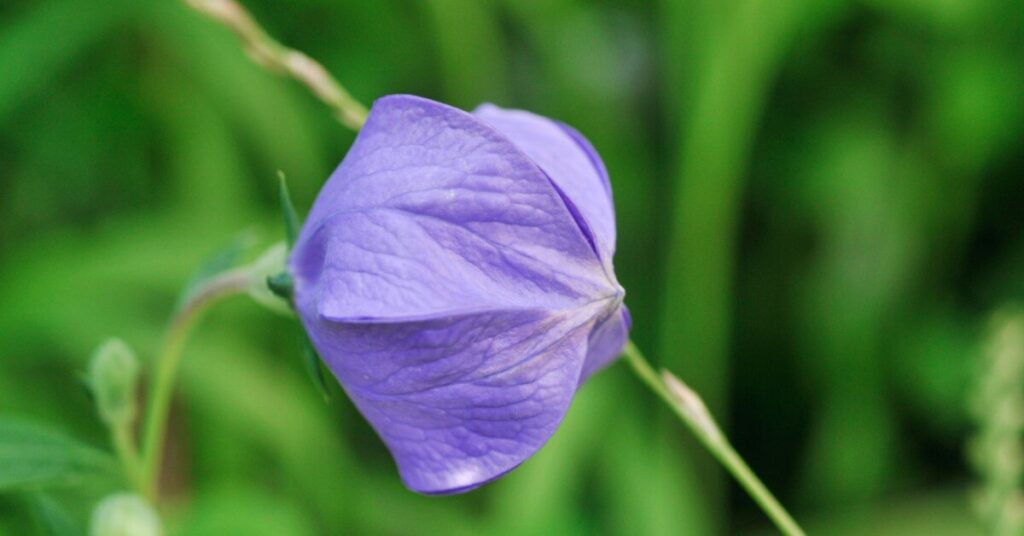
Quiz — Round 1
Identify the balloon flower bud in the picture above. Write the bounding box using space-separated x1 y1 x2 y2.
289 95 630 494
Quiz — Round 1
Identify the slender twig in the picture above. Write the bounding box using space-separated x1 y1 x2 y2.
138 269 251 501
184 0 368 131
623 340 806 536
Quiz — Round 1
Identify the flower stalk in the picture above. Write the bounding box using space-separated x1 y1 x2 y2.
622 340 805 536
138 268 252 501
111 423 144 493
184 0 368 131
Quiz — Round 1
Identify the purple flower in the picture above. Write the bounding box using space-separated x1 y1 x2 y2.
289 95 630 494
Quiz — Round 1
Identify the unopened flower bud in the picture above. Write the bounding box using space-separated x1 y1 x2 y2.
87 339 140 427
89 493 161 536
289 96 630 493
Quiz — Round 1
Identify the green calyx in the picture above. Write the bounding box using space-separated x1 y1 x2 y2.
267 271 294 301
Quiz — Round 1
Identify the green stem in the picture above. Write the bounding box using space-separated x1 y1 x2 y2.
111 421 144 492
622 340 805 536
138 269 251 501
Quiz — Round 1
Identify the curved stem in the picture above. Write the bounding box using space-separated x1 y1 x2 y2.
622 340 806 536
139 269 251 501
111 421 144 492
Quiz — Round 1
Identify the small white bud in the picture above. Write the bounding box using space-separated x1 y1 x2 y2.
89 494 161 536
87 339 140 427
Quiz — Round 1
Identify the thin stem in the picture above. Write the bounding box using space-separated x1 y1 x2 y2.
184 0 368 131
111 421 144 492
622 340 806 536
139 269 251 501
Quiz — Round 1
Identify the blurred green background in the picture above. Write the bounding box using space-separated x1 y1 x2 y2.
1 0 1022 534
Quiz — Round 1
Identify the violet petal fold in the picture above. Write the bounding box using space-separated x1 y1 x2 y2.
473 104 617 269
289 95 630 494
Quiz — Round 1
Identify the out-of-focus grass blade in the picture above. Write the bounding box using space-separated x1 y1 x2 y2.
795 489 981 536
30 494 82 536
142 0 329 202
0 0 135 123
146 71 253 224
0 417 113 491
600 392 709 536
176 487 314 536
423 0 509 107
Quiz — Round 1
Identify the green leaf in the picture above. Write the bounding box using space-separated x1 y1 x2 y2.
30 494 83 536
300 335 330 402
0 417 114 491
278 171 300 249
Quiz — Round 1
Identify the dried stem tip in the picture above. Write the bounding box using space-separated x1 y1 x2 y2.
660 369 724 446
184 0 368 131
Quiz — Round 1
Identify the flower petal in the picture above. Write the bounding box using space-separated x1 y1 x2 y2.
473 105 617 267
581 305 631 381
300 306 600 494
291 95 616 323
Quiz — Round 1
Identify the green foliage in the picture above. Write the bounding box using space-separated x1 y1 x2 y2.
174 487 315 536
0 419 113 491
30 494 83 536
